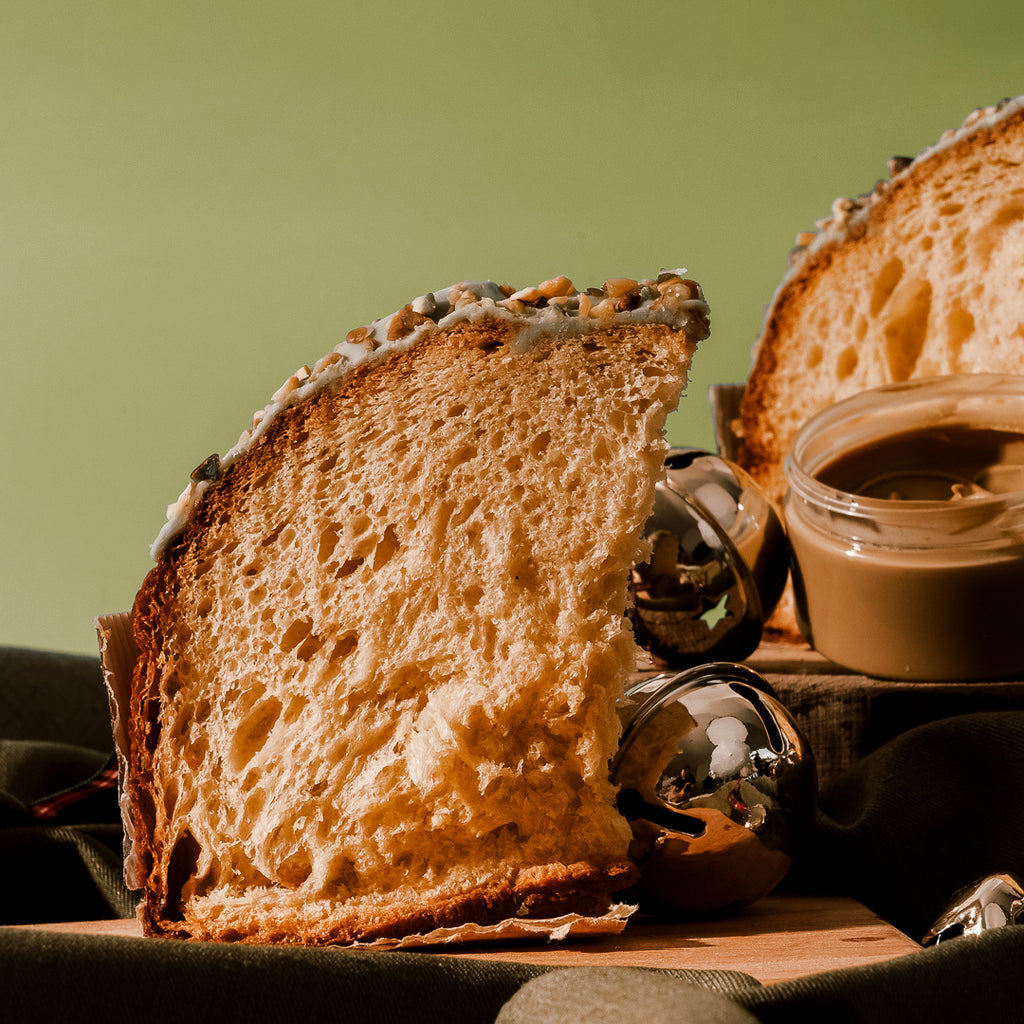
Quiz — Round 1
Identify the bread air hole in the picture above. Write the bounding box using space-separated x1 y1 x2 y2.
280 617 314 653
324 854 359 896
946 300 976 355
882 277 932 380
870 257 904 316
371 525 401 570
971 199 1024 268
283 694 307 725
333 556 364 580
164 831 201 920
836 345 859 380
529 430 552 458
317 524 341 563
276 845 313 888
450 496 482 529
242 786 267 824
295 632 324 662
162 775 179 817
327 633 358 664
448 444 478 469
228 695 283 772
591 435 612 463
260 521 289 547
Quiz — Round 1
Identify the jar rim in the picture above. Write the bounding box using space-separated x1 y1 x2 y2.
783 373 1024 537
782 372 1024 516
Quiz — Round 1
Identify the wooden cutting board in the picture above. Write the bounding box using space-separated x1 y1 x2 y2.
17 894 922 985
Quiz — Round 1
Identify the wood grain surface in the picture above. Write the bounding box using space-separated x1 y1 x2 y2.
17 894 922 985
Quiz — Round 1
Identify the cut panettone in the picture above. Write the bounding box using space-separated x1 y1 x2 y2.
122 272 710 945
734 96 1024 640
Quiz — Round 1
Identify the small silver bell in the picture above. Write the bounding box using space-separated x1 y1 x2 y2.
628 449 789 667
612 662 817 916
922 873 1024 945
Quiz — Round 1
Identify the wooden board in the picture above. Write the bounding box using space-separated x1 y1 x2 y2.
17 894 921 985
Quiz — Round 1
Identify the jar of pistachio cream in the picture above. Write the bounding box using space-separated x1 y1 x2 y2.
784 374 1024 681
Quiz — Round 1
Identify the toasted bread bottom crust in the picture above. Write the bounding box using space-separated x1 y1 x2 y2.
138 859 638 945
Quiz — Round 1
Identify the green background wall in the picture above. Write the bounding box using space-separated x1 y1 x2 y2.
3 1 1023 655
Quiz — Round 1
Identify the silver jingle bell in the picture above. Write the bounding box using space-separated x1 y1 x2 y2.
922 873 1024 945
628 449 789 667
612 662 817 917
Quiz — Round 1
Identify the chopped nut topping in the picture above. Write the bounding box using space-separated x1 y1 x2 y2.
449 283 481 309
656 277 701 310
602 277 638 299
190 454 221 484
314 352 344 374
386 304 432 342
411 293 437 317
508 286 545 304
346 326 376 349
537 275 575 299
589 298 617 321
271 367 311 405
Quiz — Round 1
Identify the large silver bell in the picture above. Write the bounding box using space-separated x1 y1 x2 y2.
613 662 817 916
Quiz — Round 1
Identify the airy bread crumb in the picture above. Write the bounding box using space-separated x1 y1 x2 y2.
128 274 709 944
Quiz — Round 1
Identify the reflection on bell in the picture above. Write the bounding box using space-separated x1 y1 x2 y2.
612 663 817 917
922 873 1024 945
628 449 789 666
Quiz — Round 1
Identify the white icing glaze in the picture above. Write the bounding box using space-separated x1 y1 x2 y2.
150 273 710 559
789 95 1024 272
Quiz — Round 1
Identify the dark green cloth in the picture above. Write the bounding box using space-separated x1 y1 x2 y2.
498 928 1024 1024
784 709 1024 940
3 645 1024 1022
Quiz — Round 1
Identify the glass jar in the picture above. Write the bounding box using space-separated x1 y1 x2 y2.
784 374 1024 681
